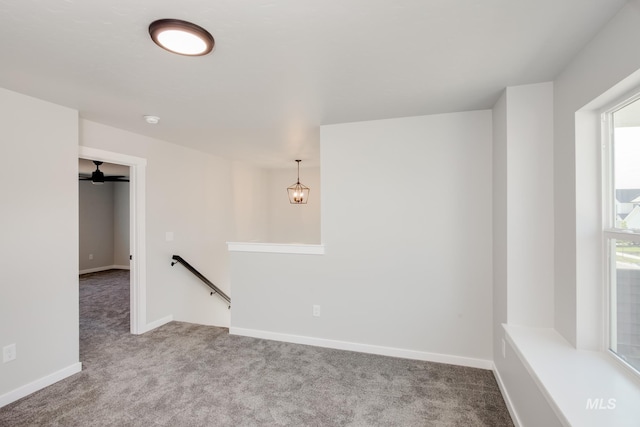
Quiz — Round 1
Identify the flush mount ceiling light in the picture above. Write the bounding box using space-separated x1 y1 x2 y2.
149 19 214 56
287 160 310 204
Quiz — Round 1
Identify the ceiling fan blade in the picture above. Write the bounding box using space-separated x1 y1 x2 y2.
103 176 129 182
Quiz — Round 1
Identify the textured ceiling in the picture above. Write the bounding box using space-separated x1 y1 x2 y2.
0 0 628 167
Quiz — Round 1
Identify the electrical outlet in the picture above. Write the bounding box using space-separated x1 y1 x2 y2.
501 339 506 358
88 254 93 260
312 305 321 317
3 344 16 363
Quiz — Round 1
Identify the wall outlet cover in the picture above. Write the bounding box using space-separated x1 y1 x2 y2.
3 343 16 363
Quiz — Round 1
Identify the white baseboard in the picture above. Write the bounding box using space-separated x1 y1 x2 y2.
142 315 173 333
79 265 130 275
0 362 82 408
492 364 522 427
229 327 493 370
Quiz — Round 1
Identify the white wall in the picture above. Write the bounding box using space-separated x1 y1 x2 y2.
231 161 269 242
0 88 80 399
80 120 235 328
505 82 555 327
267 167 320 244
78 180 130 271
231 110 494 365
554 0 640 348
493 90 508 361
78 181 115 271
492 82 558 426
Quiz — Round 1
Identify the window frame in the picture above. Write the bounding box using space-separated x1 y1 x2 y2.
601 89 640 378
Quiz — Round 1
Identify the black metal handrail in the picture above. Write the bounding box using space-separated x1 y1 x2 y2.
171 255 231 308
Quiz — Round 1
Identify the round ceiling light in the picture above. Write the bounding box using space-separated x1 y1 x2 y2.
149 19 214 56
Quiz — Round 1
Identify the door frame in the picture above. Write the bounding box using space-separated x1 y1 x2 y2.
79 146 147 334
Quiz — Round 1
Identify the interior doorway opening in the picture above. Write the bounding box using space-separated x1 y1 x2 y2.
78 147 147 334
78 159 130 274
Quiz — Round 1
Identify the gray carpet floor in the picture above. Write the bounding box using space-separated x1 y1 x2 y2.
0 269 513 426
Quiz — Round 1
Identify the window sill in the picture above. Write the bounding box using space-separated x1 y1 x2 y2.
226 242 325 255
503 324 640 427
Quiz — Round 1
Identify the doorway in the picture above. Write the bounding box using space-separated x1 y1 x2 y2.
78 147 147 334
78 159 130 274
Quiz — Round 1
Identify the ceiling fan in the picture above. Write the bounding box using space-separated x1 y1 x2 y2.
79 161 129 184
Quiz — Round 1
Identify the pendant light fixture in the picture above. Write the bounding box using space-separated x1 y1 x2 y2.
287 160 310 204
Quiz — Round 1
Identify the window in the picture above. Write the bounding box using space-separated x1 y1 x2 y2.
604 95 640 375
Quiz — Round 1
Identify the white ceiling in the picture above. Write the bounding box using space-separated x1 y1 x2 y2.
0 0 628 168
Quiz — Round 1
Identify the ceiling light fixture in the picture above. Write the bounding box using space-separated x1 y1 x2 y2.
287 160 310 204
148 19 215 56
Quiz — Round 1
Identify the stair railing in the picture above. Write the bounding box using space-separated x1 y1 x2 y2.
171 255 231 308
